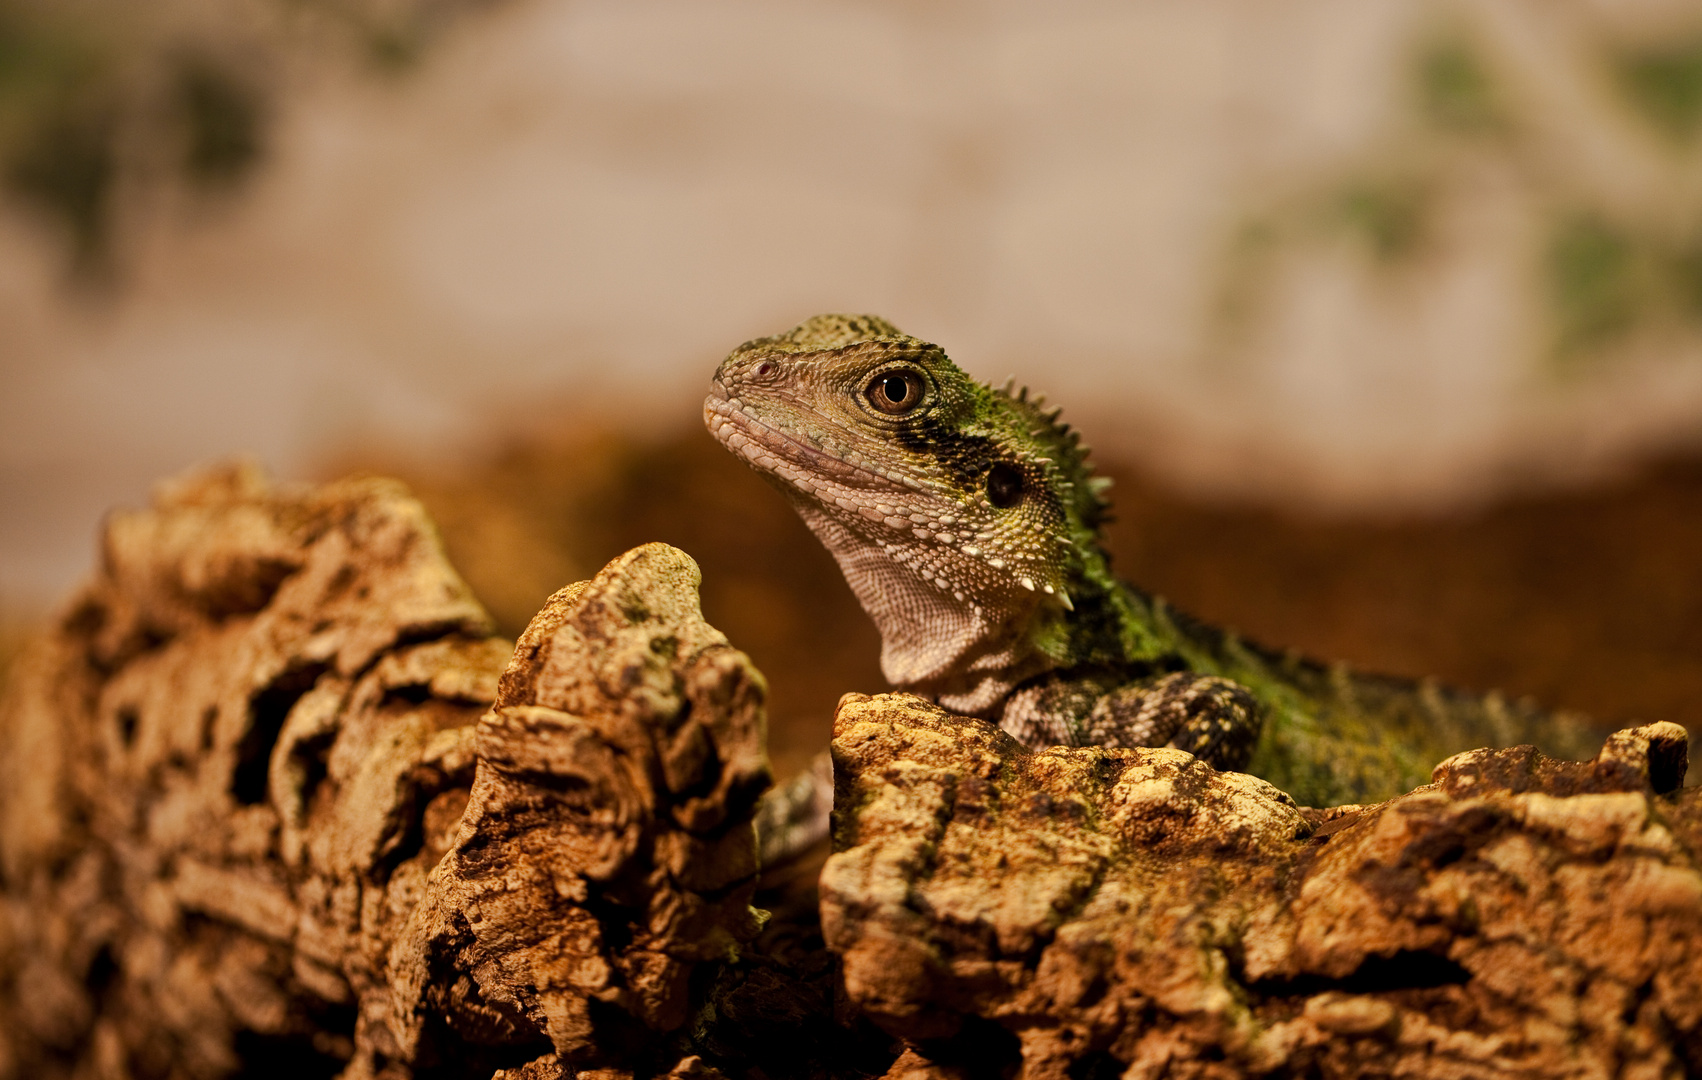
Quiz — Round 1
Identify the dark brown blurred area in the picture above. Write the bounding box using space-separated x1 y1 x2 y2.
346 422 1702 783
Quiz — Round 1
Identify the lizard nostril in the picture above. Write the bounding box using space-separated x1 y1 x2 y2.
755 362 775 377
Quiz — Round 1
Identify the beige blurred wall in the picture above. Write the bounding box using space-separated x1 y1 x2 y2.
5 0 1702 607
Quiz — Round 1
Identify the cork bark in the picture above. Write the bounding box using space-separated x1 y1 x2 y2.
825 696 1700 1079
0 465 1697 1080
0 465 780 1080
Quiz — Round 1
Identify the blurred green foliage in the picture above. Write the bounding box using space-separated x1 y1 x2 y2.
0 2 266 271
1673 244 1702 321
1543 36 1702 365
1335 182 1428 263
1222 19 1702 379
0 0 490 274
0 5 110 265
1543 215 1702 370
1419 37 1500 132
292 0 484 71
176 56 264 186
1616 37 1702 143
1548 215 1640 355
5 99 115 266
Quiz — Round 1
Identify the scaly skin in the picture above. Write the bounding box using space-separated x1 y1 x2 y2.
706 314 1608 811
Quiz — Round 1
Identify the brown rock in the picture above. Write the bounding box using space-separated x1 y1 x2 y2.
0 466 774 1080
821 693 1702 1079
384 542 772 1076
0 462 503 1080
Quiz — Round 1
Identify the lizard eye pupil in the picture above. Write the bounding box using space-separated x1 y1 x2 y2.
867 370 924 415
987 462 1024 508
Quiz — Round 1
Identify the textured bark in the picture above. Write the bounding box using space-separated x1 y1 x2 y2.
0 465 778 1080
381 541 772 1078
823 694 1701 1080
1 465 1699 1080
0 462 505 1080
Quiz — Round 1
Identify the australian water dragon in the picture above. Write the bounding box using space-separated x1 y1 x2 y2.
704 314 1607 858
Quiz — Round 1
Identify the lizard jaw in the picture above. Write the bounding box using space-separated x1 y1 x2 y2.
704 385 918 502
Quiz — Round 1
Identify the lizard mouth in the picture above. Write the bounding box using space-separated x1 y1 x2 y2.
704 383 913 497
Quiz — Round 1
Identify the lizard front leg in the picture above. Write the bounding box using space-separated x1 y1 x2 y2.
1001 670 1262 772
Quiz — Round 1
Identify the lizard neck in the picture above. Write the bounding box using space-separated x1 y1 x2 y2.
1057 545 1179 673
796 497 1181 716
792 501 1062 715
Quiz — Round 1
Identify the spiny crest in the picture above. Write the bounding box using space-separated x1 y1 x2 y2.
992 377 1113 536
746 313 908 355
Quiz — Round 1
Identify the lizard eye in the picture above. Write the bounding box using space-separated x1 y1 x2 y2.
987 462 1024 508
866 369 925 415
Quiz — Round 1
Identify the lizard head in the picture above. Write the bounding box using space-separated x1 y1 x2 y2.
705 313 1112 707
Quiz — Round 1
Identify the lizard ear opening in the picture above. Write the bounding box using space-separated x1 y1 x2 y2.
987 462 1025 508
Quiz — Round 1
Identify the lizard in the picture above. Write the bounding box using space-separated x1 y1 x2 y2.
704 313 1610 861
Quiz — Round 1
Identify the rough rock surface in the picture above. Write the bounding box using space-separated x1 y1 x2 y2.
382 542 772 1078
822 693 1701 1079
0 466 783 1080
0 462 506 1080
3 465 1699 1080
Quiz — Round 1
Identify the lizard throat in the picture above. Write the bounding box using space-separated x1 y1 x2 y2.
788 500 1059 714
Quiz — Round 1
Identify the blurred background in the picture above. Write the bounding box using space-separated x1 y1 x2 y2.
3 0 1702 775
